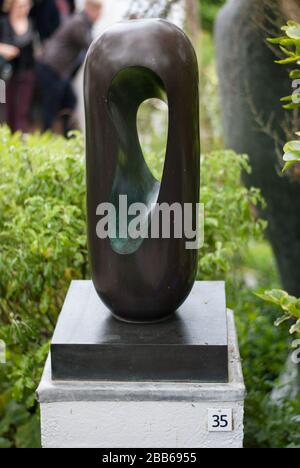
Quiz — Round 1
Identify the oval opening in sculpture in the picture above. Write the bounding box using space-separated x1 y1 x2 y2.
137 98 168 183
107 66 168 256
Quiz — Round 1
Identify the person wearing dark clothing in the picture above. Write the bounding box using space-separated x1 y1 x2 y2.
30 0 75 42
37 60 76 133
0 0 35 132
37 0 102 134
55 0 75 22
42 9 94 78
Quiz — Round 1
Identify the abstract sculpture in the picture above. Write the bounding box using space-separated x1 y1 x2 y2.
84 19 200 322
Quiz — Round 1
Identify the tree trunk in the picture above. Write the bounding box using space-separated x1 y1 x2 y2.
215 0 300 296
185 0 200 41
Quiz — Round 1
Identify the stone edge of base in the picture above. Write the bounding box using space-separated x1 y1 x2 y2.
37 309 245 404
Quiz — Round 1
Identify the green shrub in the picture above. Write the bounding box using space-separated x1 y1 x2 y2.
0 128 87 448
0 126 264 447
257 289 300 335
199 151 265 279
233 288 300 448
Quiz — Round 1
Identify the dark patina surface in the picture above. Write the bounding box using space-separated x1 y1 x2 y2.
51 281 228 382
84 19 200 322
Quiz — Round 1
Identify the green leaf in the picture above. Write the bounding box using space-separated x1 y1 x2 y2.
290 319 300 335
283 153 300 163
274 315 292 327
275 56 300 65
283 160 300 172
290 69 300 79
280 46 296 57
282 23 300 39
280 95 294 102
284 140 300 152
268 37 296 46
282 140 300 171
283 102 300 110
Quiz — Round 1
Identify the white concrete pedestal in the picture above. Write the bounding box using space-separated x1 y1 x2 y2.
37 310 245 448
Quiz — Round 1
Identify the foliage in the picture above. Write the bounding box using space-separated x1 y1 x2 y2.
257 290 300 336
0 128 87 447
199 151 265 279
241 241 280 290
231 288 300 448
0 125 264 447
198 15 299 448
228 242 299 448
200 0 225 32
216 18 300 448
259 22 300 342
199 32 224 152
143 15 300 447
269 21 300 72
0 5 298 449
282 137 300 172
268 21 300 171
142 121 265 279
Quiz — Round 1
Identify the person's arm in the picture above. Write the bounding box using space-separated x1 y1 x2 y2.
0 18 20 60
0 43 20 60
68 17 92 51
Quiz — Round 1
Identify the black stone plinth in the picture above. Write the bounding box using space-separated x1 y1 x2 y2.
50 281 228 383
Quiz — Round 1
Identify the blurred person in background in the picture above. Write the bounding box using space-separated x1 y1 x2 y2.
0 0 35 132
55 0 75 22
31 0 75 42
37 0 102 135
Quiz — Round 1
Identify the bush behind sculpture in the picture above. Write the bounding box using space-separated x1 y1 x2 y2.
0 127 264 447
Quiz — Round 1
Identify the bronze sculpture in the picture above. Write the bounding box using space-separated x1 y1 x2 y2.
84 19 200 323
